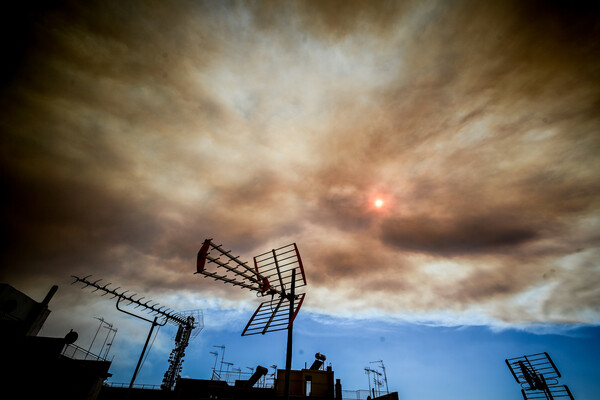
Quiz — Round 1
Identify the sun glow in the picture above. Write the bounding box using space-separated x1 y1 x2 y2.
374 199 384 208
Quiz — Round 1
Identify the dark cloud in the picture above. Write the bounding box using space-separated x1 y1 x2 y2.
380 213 539 256
1 0 599 326
1 171 162 277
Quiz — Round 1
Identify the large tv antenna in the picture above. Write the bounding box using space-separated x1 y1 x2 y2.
505 352 574 399
196 239 307 400
71 275 203 390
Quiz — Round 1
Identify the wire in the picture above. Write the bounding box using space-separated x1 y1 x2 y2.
140 324 161 371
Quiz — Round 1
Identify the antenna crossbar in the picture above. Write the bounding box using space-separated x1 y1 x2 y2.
196 239 275 295
241 293 305 336
253 243 306 295
71 275 187 326
199 270 261 291
203 255 264 287
209 242 258 275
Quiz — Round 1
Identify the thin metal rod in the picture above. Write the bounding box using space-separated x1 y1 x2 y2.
209 242 258 276
86 317 104 360
130 317 158 388
273 249 286 296
382 362 389 395
284 268 296 400
98 322 112 359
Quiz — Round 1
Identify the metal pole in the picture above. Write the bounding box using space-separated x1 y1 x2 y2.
98 322 114 359
216 345 226 380
382 362 389 394
223 362 233 383
130 317 158 388
210 351 219 379
103 328 117 360
284 268 296 400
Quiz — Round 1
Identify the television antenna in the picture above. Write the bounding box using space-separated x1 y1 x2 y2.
365 367 383 398
505 352 574 399
211 345 226 380
71 275 203 390
196 239 307 400
92 317 118 361
210 351 219 380
223 361 234 382
85 317 115 360
370 360 389 395
233 367 242 380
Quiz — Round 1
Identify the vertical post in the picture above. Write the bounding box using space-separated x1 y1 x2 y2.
130 317 158 388
220 346 226 380
284 268 296 400
98 322 113 359
382 362 389 395
210 352 219 379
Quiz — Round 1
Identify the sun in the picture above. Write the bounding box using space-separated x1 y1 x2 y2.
374 198 384 208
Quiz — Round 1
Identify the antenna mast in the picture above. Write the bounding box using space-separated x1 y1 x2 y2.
196 239 307 400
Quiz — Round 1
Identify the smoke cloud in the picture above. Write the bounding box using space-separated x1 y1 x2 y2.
2 0 599 328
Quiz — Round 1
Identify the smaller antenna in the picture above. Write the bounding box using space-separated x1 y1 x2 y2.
505 352 574 399
212 345 226 381
370 360 389 395
364 367 382 397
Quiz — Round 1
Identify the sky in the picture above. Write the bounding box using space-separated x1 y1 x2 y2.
1 0 599 399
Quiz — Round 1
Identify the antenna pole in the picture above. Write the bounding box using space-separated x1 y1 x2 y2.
97 321 113 360
284 268 296 400
371 360 389 395
102 326 118 360
382 361 389 394
130 317 158 388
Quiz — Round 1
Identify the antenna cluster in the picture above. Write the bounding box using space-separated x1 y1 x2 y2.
71 274 202 391
208 346 270 388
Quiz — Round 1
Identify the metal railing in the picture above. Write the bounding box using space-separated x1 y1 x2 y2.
61 343 108 362
341 389 371 400
104 382 162 390
212 369 274 388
